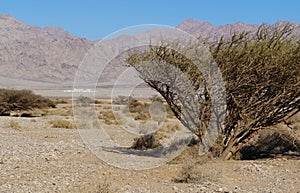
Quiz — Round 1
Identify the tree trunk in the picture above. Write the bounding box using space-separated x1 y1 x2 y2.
220 127 260 160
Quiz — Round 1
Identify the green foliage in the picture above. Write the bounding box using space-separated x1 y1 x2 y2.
209 23 300 158
0 89 56 115
127 23 300 159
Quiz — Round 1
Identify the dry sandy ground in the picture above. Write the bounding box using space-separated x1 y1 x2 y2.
0 114 299 193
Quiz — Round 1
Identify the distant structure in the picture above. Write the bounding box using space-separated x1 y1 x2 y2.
63 88 95 93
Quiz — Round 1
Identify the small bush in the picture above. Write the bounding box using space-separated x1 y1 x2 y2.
160 123 180 133
75 95 93 107
99 111 118 125
132 113 149 120
149 95 164 103
180 159 219 183
9 120 21 130
43 107 73 117
112 96 128 105
95 99 111 105
95 179 117 193
51 119 76 129
149 95 175 118
130 122 181 149
131 134 161 150
53 98 69 104
128 97 145 113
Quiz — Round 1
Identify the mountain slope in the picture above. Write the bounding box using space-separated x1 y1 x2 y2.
0 14 93 83
177 18 299 41
0 15 298 89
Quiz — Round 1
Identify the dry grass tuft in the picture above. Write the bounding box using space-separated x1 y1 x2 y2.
179 159 220 183
94 179 118 193
50 119 76 129
99 111 118 125
9 120 21 130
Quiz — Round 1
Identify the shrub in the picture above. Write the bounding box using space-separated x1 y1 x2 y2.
95 99 111 105
149 95 164 103
149 95 175 118
130 123 180 149
112 96 128 105
99 111 118 125
131 134 161 150
128 97 146 113
132 113 149 120
94 178 118 193
49 108 73 117
50 119 76 129
9 120 21 130
75 95 93 107
0 89 55 115
179 159 220 183
53 98 69 104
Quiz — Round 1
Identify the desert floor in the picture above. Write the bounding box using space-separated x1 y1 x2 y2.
0 101 299 193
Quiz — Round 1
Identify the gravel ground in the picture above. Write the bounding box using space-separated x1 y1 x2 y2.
0 116 299 193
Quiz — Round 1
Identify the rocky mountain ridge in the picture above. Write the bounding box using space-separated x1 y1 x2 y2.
0 14 93 84
0 14 298 89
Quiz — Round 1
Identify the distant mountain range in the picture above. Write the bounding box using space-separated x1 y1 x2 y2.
0 14 93 85
0 14 298 89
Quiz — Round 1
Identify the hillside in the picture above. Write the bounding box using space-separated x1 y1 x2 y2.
0 14 298 90
0 14 93 84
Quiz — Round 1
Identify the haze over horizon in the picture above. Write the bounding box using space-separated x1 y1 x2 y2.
1 0 299 40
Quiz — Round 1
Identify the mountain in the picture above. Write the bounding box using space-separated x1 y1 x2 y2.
0 14 298 91
0 14 93 84
177 18 299 41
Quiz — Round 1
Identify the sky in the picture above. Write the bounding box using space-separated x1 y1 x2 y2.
0 0 299 40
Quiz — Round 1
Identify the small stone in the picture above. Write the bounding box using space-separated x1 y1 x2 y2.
173 186 178 191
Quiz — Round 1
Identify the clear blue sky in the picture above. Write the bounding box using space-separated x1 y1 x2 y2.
0 0 299 40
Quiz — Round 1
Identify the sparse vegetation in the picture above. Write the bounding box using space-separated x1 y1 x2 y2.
9 120 21 130
132 112 148 121
94 178 118 193
95 99 111 105
179 158 221 183
53 98 69 104
112 96 128 105
99 110 118 125
75 95 93 107
44 107 73 117
50 119 76 129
